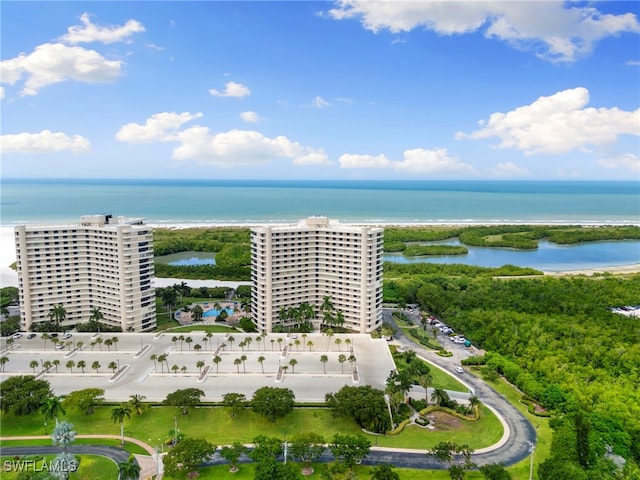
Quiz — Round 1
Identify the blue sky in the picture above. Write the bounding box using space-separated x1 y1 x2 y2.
1 1 639 180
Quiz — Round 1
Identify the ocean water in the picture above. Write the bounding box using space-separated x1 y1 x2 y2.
1 179 638 271
1 178 639 225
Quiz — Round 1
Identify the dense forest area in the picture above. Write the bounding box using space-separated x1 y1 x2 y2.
403 272 640 478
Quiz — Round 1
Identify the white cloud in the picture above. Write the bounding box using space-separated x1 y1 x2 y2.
457 87 640 155
172 128 330 167
0 130 90 154
60 12 145 44
116 112 203 143
627 60 640 66
240 111 261 123
394 148 474 174
116 112 329 167
490 162 531 177
339 153 390 169
312 96 331 108
340 148 474 175
209 81 251 98
0 43 123 96
0 87 4 100
327 1 639 62
598 153 640 172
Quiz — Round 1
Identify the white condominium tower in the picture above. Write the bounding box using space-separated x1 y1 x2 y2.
251 216 384 333
14 215 156 332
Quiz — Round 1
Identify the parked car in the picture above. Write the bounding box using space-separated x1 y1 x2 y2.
27 333 36 339
62 333 72 339
55 343 65 350
13 332 23 339
455 366 464 374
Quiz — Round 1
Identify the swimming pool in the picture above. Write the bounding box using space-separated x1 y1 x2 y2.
203 308 234 318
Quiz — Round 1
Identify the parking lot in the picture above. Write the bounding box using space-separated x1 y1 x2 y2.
0 332 396 402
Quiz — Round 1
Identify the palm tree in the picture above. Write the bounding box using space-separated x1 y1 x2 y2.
228 335 235 350
277 337 284 350
92 361 101 373
301 333 308 351
307 340 314 351
128 394 147 416
234 357 242 374
258 355 265 373
76 341 84 351
77 360 86 373
206 331 213 350
241 354 247 373
419 372 434 405
104 339 113 351
96 337 103 351
150 354 158 372
338 354 347 374
335 338 342 352
30 360 39 373
192 304 204 322
270 338 275 350
294 339 301 350
171 364 179 374
41 333 49 350
256 335 263 350
238 340 246 351
322 295 334 314
52 359 60 372
90 307 104 323
171 336 178 348
178 335 185 350
194 343 202 352
320 355 328 374
181 365 187 374
111 336 119 351
43 360 52 373
196 360 205 372
65 360 75 373
289 358 297 374
468 396 480 415
0 356 9 372
40 396 66 422
185 336 193 350
326 329 334 351
48 304 67 327
245 337 253 350
335 310 345 329
117 454 140 480
111 404 132 445
213 355 222 373
431 388 448 407
108 361 118 372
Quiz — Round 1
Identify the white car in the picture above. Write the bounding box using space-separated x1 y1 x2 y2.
12 332 23 339
62 333 72 339
455 366 464 374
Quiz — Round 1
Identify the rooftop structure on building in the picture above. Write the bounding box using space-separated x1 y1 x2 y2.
14 214 156 332
251 216 384 333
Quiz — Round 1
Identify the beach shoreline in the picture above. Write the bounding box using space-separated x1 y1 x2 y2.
2 224 639 289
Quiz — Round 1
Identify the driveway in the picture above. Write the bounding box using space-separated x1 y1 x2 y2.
382 308 537 467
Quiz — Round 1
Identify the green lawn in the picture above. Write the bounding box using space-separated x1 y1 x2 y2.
1 455 118 480
0 438 149 455
165 324 238 333
0 403 502 451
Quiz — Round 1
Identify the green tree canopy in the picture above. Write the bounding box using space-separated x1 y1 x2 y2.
251 387 295 422
325 385 391 434
62 388 105 415
164 388 205 415
329 433 371 469
1 376 53 415
163 437 217 476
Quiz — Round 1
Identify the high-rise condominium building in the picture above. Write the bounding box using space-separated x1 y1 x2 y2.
251 216 384 333
14 215 156 332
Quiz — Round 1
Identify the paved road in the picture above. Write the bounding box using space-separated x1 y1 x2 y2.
383 308 537 467
0 444 132 465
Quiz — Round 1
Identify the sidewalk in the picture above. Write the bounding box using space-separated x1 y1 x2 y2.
0 434 160 479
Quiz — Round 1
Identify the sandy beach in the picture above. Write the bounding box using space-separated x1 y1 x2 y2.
1 225 639 289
